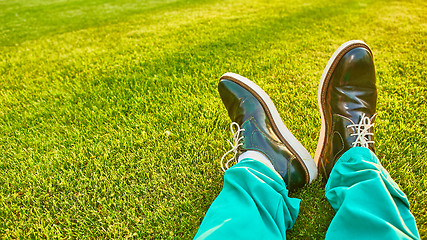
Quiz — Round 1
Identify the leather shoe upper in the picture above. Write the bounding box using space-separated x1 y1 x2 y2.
318 46 377 179
219 79 309 190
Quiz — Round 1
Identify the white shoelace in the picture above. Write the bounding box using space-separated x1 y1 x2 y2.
220 122 245 171
347 113 376 148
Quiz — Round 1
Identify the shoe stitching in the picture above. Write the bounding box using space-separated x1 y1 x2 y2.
249 118 279 168
332 131 345 163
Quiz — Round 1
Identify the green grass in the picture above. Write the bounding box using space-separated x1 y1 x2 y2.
0 0 426 238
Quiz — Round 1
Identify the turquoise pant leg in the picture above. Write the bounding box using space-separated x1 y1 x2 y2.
194 159 300 240
325 147 420 239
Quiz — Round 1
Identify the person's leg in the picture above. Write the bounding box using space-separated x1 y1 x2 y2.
194 73 318 239
325 147 420 239
194 155 300 240
314 40 420 239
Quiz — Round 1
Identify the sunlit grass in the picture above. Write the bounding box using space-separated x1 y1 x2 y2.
0 0 425 238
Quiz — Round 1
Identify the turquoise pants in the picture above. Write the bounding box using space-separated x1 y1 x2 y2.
194 147 420 239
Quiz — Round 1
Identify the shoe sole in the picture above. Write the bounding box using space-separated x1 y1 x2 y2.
314 40 372 177
220 72 317 184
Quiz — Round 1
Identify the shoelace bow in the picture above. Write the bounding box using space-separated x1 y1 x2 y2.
220 122 245 171
347 113 376 148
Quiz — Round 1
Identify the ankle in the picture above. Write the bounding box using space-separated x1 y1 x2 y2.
238 150 276 172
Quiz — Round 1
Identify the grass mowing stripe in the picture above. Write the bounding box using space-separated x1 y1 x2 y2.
0 0 221 46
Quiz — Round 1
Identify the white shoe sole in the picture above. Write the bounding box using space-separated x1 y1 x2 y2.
314 40 372 172
220 72 318 183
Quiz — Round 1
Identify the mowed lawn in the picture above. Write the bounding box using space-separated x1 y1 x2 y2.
0 0 426 238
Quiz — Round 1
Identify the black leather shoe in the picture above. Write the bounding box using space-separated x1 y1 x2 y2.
314 40 377 181
218 72 317 190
